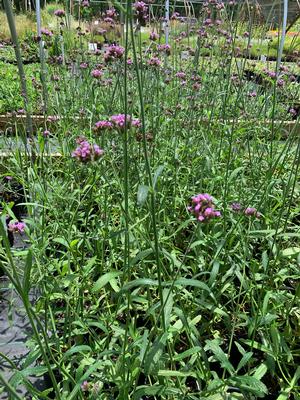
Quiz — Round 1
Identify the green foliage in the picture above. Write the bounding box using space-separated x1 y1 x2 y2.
0 3 300 400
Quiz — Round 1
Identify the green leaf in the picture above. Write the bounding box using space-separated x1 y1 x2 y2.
253 363 268 380
62 345 92 361
92 271 122 293
133 385 165 399
172 278 214 297
281 247 300 257
132 385 181 400
129 248 153 266
137 184 149 206
204 339 234 374
144 332 168 375
153 165 164 188
236 351 253 372
241 339 273 356
228 375 268 397
162 288 173 329
173 346 202 361
120 278 158 293
21 366 49 377
52 237 69 248
158 370 197 377
229 167 244 181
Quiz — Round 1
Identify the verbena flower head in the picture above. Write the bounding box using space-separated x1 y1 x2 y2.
175 71 186 79
80 62 88 69
8 221 26 233
248 91 257 98
110 114 141 130
157 44 171 55
104 17 114 24
133 1 148 23
91 69 103 78
81 381 89 392
188 193 221 222
149 31 159 41
54 9 65 17
244 207 261 218
94 120 113 131
104 45 125 62
41 28 53 37
171 12 180 20
105 7 117 18
231 202 242 212
148 57 161 67
72 137 104 162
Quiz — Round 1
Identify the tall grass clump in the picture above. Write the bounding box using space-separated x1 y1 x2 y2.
0 0 300 399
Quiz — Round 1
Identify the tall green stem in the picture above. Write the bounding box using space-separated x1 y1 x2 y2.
3 0 33 136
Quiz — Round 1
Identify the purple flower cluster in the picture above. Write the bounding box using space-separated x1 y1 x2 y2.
41 28 53 37
105 7 117 19
245 207 261 218
175 71 186 80
72 137 104 162
110 114 141 129
80 62 88 69
8 221 26 233
104 45 124 62
149 31 159 41
157 44 171 55
94 120 113 131
54 9 65 17
188 193 221 222
91 69 103 79
133 1 148 24
148 57 161 67
171 12 180 20
231 202 261 218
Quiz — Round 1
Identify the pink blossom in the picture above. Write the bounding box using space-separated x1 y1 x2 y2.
175 71 186 79
244 207 261 218
41 28 53 37
54 9 65 17
72 138 104 162
94 120 113 131
8 221 26 233
150 31 159 41
91 69 103 78
80 62 88 69
157 44 171 55
110 114 141 129
104 45 125 62
189 193 221 222
148 57 161 67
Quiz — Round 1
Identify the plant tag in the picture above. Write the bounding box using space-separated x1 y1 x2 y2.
181 51 189 60
260 54 267 62
88 42 97 52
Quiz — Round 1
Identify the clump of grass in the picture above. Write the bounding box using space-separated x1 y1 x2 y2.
0 11 37 40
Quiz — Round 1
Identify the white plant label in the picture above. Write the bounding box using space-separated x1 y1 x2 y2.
88 43 97 52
